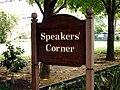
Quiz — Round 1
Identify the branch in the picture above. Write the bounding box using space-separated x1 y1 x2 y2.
101 0 109 13
35 0 44 15
54 0 66 14
112 0 115 11
113 1 120 12
49 0 57 14
51 0 57 6
101 0 107 9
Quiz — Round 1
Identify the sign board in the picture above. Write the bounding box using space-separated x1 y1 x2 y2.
36 14 86 67
31 8 94 90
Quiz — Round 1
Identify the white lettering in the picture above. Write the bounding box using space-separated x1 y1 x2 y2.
61 32 66 40
45 44 75 52
46 35 51 42
41 32 45 40
46 44 51 52
55 34 60 40
75 32 80 40
40 32 81 42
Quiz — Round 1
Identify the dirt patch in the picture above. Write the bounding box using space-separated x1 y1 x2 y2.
39 60 120 86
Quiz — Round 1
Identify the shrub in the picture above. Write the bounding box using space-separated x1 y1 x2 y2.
0 42 26 83
95 65 120 90
0 82 13 90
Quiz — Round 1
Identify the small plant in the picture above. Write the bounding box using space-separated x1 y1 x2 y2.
0 42 26 83
0 82 13 90
95 65 120 90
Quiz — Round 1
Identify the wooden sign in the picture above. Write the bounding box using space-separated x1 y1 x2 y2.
37 14 86 67
31 8 94 90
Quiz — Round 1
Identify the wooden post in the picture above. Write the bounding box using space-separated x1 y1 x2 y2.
31 13 39 90
86 8 94 90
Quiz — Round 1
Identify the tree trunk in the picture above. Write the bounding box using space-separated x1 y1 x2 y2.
39 0 56 79
40 63 50 79
11 73 15 84
106 12 115 61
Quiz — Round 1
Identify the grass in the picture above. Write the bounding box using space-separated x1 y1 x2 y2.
94 43 120 53
94 47 106 54
115 46 120 59
94 45 120 61
94 47 107 61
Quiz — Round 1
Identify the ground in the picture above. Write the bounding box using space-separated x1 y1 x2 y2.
0 59 120 89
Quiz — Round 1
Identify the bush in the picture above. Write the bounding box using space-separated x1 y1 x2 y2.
0 42 26 83
0 82 13 90
95 65 120 90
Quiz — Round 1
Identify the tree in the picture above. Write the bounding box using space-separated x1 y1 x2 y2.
28 0 67 79
0 10 18 43
67 0 120 61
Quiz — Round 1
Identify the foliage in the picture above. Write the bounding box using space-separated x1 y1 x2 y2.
95 26 104 34
0 10 18 43
0 29 7 43
94 17 106 34
15 32 28 40
48 76 86 90
0 42 26 73
27 0 66 17
67 0 120 18
0 82 13 90
67 0 105 16
95 65 120 90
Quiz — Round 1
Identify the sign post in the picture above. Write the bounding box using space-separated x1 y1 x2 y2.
86 8 94 90
31 8 94 90
31 13 39 90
